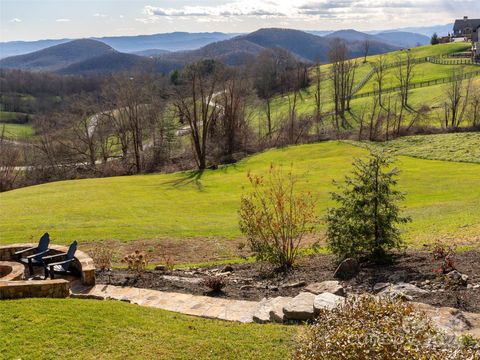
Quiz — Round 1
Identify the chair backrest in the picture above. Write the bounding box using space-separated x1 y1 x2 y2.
62 240 78 271
33 233 50 261
38 232 50 252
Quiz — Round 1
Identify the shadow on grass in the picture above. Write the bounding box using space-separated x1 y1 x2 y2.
162 169 205 191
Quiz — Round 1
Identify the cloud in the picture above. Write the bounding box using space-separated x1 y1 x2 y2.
142 1 289 20
8 18 22 23
56 18 71 22
94 13 107 18
137 0 476 29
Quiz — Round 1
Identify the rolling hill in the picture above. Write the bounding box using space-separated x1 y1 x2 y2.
0 39 115 72
162 28 400 66
0 28 403 74
374 31 430 48
0 32 238 59
325 29 430 49
0 39 184 75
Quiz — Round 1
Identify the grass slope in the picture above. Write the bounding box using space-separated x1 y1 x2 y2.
355 132 480 163
1 140 479 247
0 122 34 139
251 43 479 133
0 298 294 360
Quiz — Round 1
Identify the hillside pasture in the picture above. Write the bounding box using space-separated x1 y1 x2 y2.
0 122 34 139
250 43 479 134
354 132 480 164
1 141 479 253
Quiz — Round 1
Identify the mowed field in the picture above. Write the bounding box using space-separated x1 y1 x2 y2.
1 136 480 248
0 298 295 360
249 42 479 133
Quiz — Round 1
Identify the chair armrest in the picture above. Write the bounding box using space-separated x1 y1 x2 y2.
26 249 50 260
43 253 66 263
14 247 36 256
49 258 75 269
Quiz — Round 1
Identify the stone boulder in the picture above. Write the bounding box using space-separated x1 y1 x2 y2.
414 302 480 337
305 281 345 296
268 296 294 323
445 270 468 286
283 292 316 321
372 282 390 293
379 282 428 300
313 292 345 313
333 258 359 280
252 296 293 323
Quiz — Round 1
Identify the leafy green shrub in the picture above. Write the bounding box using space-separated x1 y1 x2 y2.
326 150 410 262
239 165 318 269
293 295 479 360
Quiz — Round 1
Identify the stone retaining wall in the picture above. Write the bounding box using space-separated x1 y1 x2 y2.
0 243 95 286
0 279 69 299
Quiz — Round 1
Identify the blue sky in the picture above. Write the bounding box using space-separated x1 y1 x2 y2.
1 0 478 41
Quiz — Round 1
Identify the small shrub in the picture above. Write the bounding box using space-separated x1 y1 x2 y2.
202 275 227 292
91 244 116 271
122 250 148 273
326 150 411 262
293 295 479 360
162 253 175 272
431 240 456 274
239 165 318 269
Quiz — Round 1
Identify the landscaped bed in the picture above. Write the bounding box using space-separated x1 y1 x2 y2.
96 250 480 313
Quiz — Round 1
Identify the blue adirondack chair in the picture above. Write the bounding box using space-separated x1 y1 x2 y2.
14 232 50 275
43 241 78 280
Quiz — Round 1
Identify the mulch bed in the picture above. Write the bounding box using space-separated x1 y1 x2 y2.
96 250 480 313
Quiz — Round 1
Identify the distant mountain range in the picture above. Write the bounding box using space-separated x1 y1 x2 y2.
0 32 238 59
158 28 415 66
324 29 430 48
0 27 432 75
0 39 183 75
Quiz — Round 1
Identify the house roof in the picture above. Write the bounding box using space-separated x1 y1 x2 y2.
453 18 480 33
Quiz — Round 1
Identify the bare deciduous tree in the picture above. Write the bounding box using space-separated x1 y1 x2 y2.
372 55 387 106
396 52 416 109
440 70 471 128
173 60 222 170
329 40 357 130
0 126 21 191
314 62 323 137
363 39 371 63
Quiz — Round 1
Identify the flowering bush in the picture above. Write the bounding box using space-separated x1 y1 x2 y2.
431 240 456 274
293 295 479 360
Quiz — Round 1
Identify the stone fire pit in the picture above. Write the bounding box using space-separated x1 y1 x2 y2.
0 261 25 281
0 243 96 300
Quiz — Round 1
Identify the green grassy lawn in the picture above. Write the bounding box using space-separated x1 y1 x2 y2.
357 62 480 95
250 43 479 133
0 111 29 123
0 298 295 360
0 122 34 139
1 140 479 247
354 132 480 164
